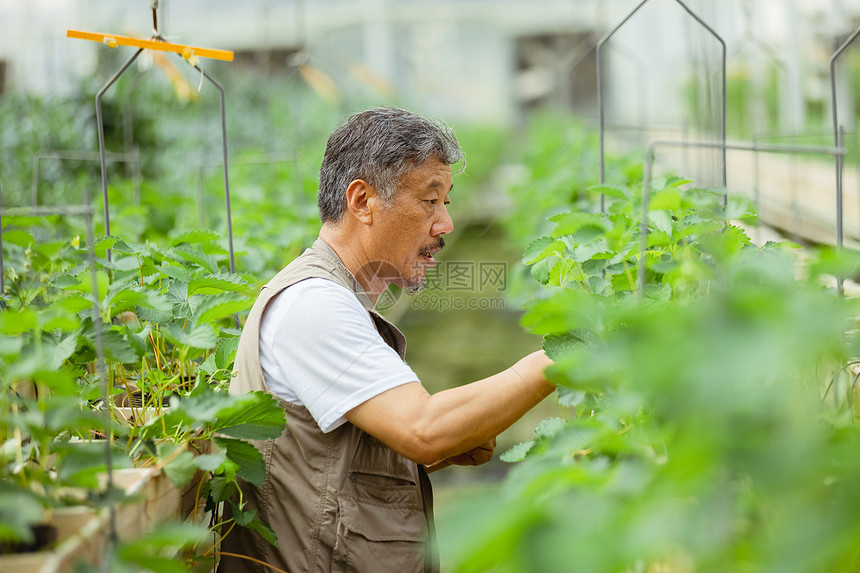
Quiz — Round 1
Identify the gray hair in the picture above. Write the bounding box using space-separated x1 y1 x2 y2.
318 107 464 224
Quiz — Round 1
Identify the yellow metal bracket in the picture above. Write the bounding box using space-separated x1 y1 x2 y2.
66 29 234 62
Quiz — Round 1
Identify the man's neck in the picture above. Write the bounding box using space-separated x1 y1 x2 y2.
318 225 387 306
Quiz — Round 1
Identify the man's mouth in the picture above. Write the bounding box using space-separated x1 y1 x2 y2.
419 238 445 265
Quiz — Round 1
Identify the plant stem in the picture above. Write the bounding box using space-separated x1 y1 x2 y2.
149 331 162 371
209 551 290 573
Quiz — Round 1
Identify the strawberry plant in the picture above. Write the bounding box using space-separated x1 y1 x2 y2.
438 141 860 571
0 221 286 562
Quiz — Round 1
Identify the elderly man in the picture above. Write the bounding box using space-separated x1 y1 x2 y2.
221 107 554 573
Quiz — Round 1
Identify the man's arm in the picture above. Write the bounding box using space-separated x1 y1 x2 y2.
344 350 553 467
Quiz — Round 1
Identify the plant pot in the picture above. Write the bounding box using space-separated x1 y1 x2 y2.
0 505 104 573
112 391 172 427
0 524 58 555
0 461 209 573
107 461 209 537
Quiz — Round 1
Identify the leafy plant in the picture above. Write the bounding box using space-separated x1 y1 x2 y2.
440 144 860 572
0 223 286 564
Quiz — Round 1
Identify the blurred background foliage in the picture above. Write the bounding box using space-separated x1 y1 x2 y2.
4 2 860 569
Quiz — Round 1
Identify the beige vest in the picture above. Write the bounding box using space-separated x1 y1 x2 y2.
220 238 438 573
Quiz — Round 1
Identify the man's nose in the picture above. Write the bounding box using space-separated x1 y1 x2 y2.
433 205 454 236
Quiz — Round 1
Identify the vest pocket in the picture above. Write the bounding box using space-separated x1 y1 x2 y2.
332 473 426 572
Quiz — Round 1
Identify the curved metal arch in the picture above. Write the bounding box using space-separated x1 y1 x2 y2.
597 0 727 210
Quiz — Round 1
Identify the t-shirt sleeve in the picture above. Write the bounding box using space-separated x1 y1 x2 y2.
260 278 419 433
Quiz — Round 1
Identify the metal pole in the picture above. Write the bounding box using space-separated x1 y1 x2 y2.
197 165 206 228
839 125 846 293
639 146 656 293
133 146 141 207
96 49 144 262
829 24 860 250
186 62 236 277
854 130 860 242
752 132 761 211
0 183 4 301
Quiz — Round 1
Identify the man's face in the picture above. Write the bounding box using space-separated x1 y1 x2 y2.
374 157 454 292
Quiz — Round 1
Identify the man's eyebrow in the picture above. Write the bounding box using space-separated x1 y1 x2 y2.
427 180 454 192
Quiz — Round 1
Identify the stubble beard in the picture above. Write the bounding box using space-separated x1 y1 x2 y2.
405 276 427 295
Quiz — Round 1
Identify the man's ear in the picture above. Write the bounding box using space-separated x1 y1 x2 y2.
345 179 376 225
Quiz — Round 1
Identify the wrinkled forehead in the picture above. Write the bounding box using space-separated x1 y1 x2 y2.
398 157 454 192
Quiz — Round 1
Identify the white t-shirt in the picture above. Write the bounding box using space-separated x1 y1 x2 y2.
259 277 419 433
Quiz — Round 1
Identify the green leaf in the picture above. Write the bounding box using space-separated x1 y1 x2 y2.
500 440 534 462
135 305 173 324
108 238 139 254
117 522 210 560
197 354 218 377
557 387 585 407
530 257 555 285
57 294 95 314
169 245 218 274
649 210 674 237
159 262 191 282
49 334 79 370
587 184 629 199
0 335 23 357
0 485 45 543
204 475 237 502
188 273 249 295
99 328 140 364
214 437 266 486
170 229 220 246
522 236 555 265
1 229 35 247
663 176 693 188
194 452 227 472
162 323 218 350
548 258 576 288
53 441 133 488
52 273 86 290
158 445 198 488
211 391 286 441
0 309 36 334
550 212 609 237
44 398 111 433
100 255 140 272
535 417 566 439
214 337 241 370
103 282 147 317
582 258 607 276
543 329 600 361
244 514 280 548
193 293 253 325
649 188 682 212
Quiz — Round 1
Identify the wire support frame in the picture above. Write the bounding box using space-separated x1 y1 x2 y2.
93 46 236 275
597 0 727 212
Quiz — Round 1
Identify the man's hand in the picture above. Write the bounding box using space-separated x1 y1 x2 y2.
425 438 497 473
